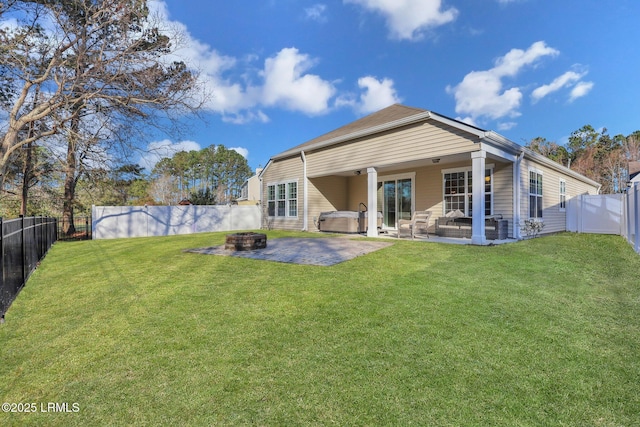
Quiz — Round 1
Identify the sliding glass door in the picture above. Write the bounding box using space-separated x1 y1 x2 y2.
377 174 414 229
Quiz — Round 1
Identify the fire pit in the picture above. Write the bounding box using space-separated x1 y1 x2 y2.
225 232 267 251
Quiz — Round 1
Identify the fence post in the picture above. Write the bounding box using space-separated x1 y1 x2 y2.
627 189 632 245
35 215 40 259
634 183 640 253
1 217 4 323
578 195 584 233
21 215 26 290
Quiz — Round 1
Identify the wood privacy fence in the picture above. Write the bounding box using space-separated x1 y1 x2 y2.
92 205 262 239
566 183 640 254
1 216 57 320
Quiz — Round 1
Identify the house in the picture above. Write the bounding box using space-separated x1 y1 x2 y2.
260 104 600 244
628 161 640 186
236 167 263 206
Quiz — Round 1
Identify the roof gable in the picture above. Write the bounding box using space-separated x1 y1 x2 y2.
280 104 426 156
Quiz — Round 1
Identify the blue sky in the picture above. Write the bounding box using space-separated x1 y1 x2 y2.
140 0 640 172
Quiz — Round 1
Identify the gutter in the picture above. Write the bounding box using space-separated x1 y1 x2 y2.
513 150 525 240
258 161 271 229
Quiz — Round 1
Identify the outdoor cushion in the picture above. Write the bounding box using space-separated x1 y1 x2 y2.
445 209 465 218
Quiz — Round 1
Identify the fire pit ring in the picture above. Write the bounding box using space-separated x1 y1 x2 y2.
225 232 267 251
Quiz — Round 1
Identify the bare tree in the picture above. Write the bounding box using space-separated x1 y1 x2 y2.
525 136 570 167
624 131 640 162
0 0 205 229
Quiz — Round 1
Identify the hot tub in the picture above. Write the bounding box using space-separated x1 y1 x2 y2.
318 211 382 233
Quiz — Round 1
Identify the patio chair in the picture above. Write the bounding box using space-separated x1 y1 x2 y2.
397 210 432 239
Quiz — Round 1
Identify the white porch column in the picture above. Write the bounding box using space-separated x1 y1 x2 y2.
471 151 487 245
367 167 378 237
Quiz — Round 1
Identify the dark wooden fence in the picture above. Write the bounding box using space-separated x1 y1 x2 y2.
1 216 57 321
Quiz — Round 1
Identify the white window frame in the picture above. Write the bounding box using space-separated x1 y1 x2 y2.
528 168 543 219
559 179 566 212
377 172 416 229
267 180 298 218
442 165 494 216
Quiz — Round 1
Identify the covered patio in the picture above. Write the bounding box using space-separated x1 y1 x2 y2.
306 141 520 245
261 104 601 242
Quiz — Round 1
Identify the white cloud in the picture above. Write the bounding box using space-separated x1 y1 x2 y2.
446 41 559 124
497 121 518 131
569 81 594 102
261 48 336 115
305 4 328 23
356 76 402 113
531 70 591 103
335 76 402 114
148 1 407 122
222 110 270 125
344 0 458 41
139 139 201 172
230 147 249 158
457 116 478 127
150 2 337 120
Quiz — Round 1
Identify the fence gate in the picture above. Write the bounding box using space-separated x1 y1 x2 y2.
567 194 624 235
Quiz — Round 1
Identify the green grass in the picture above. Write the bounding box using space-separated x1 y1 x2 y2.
1 231 639 426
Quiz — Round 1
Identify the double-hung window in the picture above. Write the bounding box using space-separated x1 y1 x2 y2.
529 170 543 219
267 181 298 218
288 182 298 217
559 179 566 211
267 185 276 216
443 167 493 216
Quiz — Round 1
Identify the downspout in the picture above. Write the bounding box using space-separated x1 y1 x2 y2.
513 150 525 240
301 151 308 231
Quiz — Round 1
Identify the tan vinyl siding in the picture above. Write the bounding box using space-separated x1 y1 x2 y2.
520 158 599 234
262 155 304 231
492 162 514 237
347 175 368 211
306 120 477 177
415 165 445 231
307 176 348 231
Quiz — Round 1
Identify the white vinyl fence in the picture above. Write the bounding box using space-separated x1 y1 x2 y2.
566 183 640 254
566 194 624 235
623 182 640 253
92 205 262 239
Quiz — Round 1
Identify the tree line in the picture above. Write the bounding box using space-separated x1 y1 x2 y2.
1 142 253 216
149 145 253 206
526 126 640 194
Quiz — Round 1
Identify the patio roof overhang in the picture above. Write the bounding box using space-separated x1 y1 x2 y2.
265 107 600 189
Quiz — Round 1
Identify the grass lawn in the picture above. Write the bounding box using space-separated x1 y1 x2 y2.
1 231 639 426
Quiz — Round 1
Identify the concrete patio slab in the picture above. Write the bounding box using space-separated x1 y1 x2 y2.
185 237 393 266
